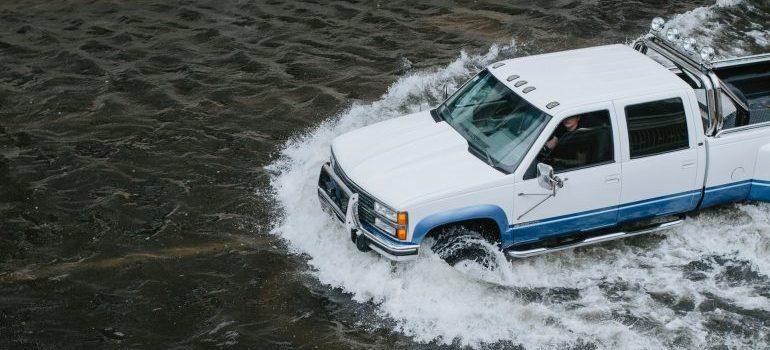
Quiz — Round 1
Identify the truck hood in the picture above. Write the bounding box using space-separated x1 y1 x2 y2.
331 111 505 208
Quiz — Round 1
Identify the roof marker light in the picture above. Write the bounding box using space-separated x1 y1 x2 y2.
523 86 536 93
546 101 560 109
650 17 665 32
492 62 505 68
507 74 520 82
514 80 527 87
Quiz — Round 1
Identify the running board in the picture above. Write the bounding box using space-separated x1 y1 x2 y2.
505 219 684 259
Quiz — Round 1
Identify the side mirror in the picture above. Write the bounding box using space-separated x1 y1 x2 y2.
537 163 564 191
537 163 554 190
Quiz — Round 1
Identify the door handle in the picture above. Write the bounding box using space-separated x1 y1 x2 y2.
682 160 696 169
605 175 620 184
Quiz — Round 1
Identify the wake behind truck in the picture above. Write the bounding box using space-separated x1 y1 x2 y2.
317 18 770 263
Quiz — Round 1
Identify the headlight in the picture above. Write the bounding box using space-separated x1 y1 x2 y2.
374 217 396 235
374 202 396 221
373 202 408 241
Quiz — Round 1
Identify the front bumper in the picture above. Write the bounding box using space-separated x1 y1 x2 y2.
317 163 419 261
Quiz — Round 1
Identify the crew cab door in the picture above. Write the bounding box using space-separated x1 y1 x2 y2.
614 93 703 222
511 104 622 246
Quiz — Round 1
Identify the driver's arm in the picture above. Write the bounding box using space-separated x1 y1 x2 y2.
545 136 558 150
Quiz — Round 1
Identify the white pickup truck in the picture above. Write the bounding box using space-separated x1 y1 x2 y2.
317 21 770 263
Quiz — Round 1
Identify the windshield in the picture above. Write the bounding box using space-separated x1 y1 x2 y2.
436 69 552 173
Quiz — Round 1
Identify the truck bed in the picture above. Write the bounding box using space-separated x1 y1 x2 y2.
714 59 770 127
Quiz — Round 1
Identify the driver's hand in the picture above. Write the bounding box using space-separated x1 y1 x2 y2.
545 137 558 150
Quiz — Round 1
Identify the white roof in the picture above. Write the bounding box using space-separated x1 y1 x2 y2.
488 44 690 113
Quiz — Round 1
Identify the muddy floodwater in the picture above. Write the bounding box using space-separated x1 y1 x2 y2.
1 0 769 349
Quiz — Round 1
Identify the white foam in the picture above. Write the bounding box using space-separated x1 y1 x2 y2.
267 5 770 348
661 0 768 59
746 30 770 47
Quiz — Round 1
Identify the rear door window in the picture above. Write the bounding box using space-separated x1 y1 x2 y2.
624 98 689 158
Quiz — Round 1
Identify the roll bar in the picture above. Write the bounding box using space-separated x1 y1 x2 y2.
633 33 770 137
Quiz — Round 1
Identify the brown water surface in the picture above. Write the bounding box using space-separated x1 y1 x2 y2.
1 0 768 349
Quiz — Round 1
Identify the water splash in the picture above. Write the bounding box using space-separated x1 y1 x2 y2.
662 0 769 58
267 2 770 348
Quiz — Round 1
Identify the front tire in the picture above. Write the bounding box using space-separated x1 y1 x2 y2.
430 226 496 267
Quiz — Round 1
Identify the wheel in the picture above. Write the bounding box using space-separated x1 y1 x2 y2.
429 226 497 267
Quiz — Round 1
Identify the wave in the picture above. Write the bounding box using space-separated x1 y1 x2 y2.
664 0 769 58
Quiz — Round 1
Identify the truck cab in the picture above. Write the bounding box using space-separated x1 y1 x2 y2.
317 24 770 262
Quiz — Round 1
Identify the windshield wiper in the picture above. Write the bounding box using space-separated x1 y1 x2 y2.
467 140 496 167
462 132 510 173
467 142 509 174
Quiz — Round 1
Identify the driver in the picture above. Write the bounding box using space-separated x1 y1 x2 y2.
545 115 582 150
531 114 587 173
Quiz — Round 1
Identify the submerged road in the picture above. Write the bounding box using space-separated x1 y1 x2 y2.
1 0 768 348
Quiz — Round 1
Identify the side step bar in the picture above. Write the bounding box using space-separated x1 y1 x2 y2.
506 219 684 259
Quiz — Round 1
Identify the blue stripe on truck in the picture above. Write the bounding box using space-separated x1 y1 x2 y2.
749 180 770 201
506 180 769 247
699 180 753 209
508 205 619 245
617 190 700 222
414 180 770 248
508 189 700 246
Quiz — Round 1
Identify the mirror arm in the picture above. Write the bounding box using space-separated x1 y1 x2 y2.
517 192 555 220
520 163 568 220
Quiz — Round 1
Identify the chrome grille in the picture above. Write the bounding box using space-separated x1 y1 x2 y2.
331 155 379 231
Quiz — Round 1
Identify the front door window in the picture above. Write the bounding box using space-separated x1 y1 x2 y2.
524 110 614 179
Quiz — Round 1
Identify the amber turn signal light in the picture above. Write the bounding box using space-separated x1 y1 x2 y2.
396 228 407 241
396 212 408 240
397 212 408 225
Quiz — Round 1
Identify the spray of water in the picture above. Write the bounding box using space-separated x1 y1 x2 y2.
663 0 770 58
267 2 769 348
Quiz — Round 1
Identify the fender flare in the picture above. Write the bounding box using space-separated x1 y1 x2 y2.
411 204 510 244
